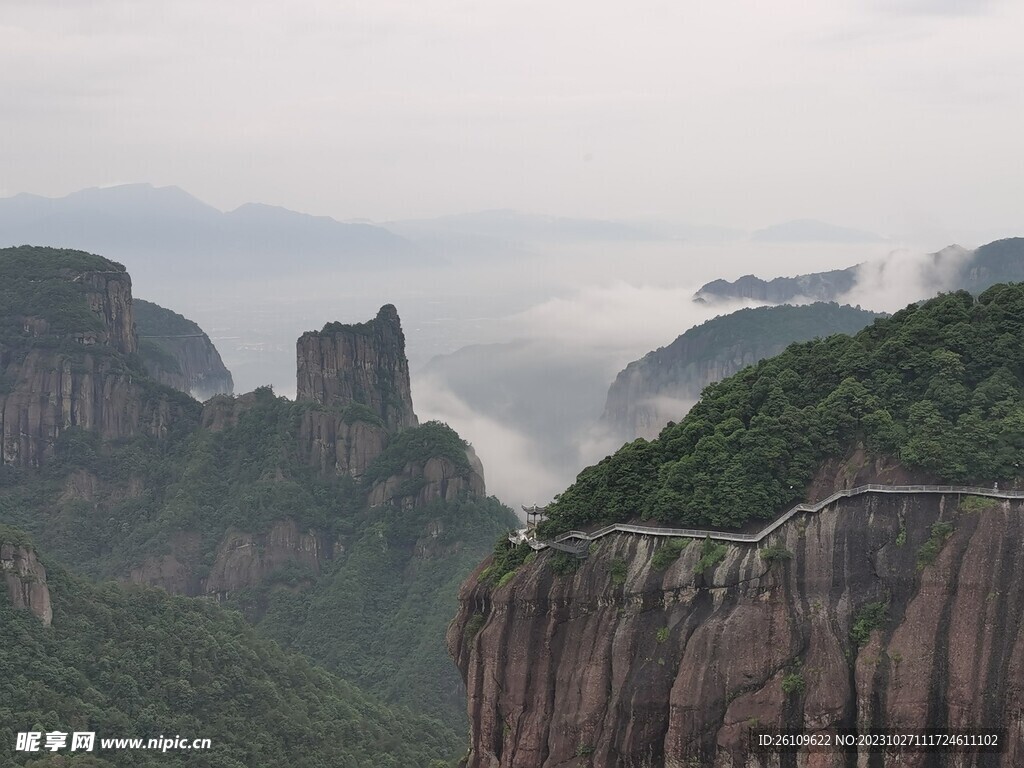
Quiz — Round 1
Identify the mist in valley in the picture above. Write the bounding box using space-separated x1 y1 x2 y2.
0 179 1005 512
106 221 969 513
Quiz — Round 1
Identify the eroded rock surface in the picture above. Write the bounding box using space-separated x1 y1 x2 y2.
449 492 1024 767
296 304 417 432
2 541 52 626
0 267 194 466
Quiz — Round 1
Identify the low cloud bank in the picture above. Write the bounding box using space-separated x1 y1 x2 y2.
415 241 972 511
414 372 567 517
839 244 973 312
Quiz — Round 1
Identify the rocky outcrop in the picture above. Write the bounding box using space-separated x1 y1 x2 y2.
1 541 52 626
128 521 325 600
80 269 137 354
602 304 882 441
134 299 233 399
959 238 1024 292
294 304 418 477
0 258 197 466
694 268 858 304
299 408 389 477
0 346 188 466
204 520 324 599
369 447 486 509
201 392 260 432
296 304 417 432
449 488 1024 767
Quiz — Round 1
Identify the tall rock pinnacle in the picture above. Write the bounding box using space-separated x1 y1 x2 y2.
295 304 418 432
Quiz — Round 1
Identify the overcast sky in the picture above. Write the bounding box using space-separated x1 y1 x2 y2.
2 0 1022 236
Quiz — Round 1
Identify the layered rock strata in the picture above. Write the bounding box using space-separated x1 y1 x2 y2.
0 268 189 466
449 492 1024 767
296 304 417 432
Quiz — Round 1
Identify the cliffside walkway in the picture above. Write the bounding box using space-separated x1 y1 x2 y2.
138 334 206 339
516 484 1024 556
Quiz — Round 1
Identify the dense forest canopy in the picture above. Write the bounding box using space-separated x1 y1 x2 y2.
133 299 205 337
0 246 125 339
648 302 885 368
543 285 1024 534
0 384 513 747
0 247 516 750
0 540 454 768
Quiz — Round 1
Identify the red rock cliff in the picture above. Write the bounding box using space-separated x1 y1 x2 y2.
449 491 1024 767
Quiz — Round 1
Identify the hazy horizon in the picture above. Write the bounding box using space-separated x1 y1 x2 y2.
3 1 1023 242
4 0 1022 512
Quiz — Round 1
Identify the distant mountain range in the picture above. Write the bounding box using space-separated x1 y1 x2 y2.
694 239 1024 304
0 186 908 285
0 184 424 283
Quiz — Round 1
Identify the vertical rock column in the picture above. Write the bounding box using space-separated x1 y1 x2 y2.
295 304 417 431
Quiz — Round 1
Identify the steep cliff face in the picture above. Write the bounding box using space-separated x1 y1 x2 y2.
449 492 1024 767
0 251 195 466
1 540 52 626
0 252 508 746
126 521 325 600
296 304 417 432
298 408 390 477
959 238 1024 292
79 269 137 354
134 298 233 399
602 304 882 441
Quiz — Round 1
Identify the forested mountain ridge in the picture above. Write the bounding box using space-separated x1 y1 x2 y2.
693 237 1024 304
1 529 456 768
0 184 426 284
544 284 1024 535
0 246 199 467
0 245 516 751
601 303 884 441
451 282 1024 768
133 299 234 400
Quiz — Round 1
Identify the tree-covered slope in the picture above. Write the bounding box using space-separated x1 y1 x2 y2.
133 299 234 399
0 246 125 340
692 237 1024 305
0 535 454 768
543 285 1024 534
602 302 884 440
254 495 514 725
0 246 516 749
0 387 515 741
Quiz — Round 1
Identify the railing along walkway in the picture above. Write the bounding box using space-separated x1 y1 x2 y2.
514 485 1024 555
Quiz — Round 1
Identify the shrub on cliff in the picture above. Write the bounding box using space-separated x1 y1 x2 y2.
542 285 1024 533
